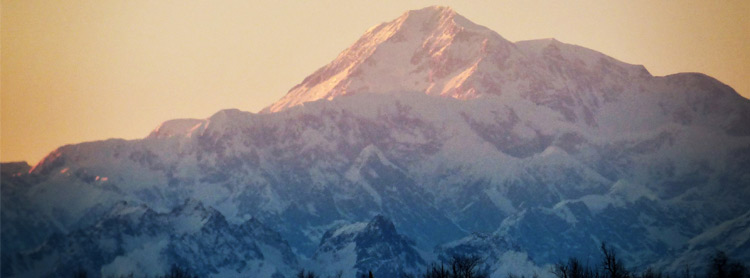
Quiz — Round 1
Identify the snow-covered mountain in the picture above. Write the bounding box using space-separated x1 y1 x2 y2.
261 6 748 139
436 233 546 278
311 215 425 277
3 5 749 277
2 199 297 278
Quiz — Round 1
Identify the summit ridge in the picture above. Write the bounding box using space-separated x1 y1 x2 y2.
261 6 511 113
262 6 653 115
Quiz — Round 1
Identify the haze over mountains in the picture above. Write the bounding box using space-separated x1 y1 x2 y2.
2 6 749 278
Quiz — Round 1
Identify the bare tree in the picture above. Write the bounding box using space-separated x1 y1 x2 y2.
640 268 662 278
421 263 451 278
553 261 570 278
681 264 694 278
451 255 485 278
552 257 599 278
297 269 319 278
416 255 487 278
161 265 197 278
72 269 88 278
707 251 747 278
600 243 629 278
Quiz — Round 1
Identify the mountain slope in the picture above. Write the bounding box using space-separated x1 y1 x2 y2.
2 200 297 278
312 215 425 277
435 233 546 278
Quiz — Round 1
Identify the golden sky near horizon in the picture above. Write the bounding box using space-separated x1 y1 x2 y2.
2 0 749 164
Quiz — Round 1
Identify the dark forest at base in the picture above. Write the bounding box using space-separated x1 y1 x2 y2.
71 243 747 278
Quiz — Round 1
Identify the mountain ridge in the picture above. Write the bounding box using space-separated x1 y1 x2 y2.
261 6 657 114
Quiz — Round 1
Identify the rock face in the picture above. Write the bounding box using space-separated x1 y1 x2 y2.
435 233 545 278
312 215 425 277
2 5 750 278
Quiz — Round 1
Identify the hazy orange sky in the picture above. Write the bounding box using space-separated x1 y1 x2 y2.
2 0 748 164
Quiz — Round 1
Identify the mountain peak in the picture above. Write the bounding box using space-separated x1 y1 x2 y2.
314 215 425 277
398 5 486 32
364 214 397 236
0 161 31 177
261 6 508 113
418 5 454 13
399 5 457 23
262 6 664 117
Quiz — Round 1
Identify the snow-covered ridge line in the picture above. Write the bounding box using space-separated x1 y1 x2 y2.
3 199 299 278
261 6 661 114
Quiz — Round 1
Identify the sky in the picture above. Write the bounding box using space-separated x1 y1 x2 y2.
2 0 748 164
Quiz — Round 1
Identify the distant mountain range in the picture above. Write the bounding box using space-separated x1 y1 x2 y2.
3 6 749 278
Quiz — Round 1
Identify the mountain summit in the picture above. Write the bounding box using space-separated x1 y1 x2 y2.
264 5 748 134
262 6 650 115
262 6 512 112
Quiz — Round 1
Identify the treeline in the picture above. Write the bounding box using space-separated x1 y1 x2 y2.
73 265 198 278
404 255 487 278
546 243 747 278
300 243 748 278
72 244 748 278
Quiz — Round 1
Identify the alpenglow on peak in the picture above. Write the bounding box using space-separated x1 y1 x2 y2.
261 5 651 114
261 6 515 113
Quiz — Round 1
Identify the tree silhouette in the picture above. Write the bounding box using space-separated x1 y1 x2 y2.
297 269 319 278
681 264 694 278
600 243 629 278
408 255 487 278
640 268 662 278
161 265 197 278
707 251 747 278
552 257 599 278
72 268 87 278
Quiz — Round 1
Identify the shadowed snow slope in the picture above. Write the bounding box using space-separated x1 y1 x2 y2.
3 200 297 278
313 215 425 278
